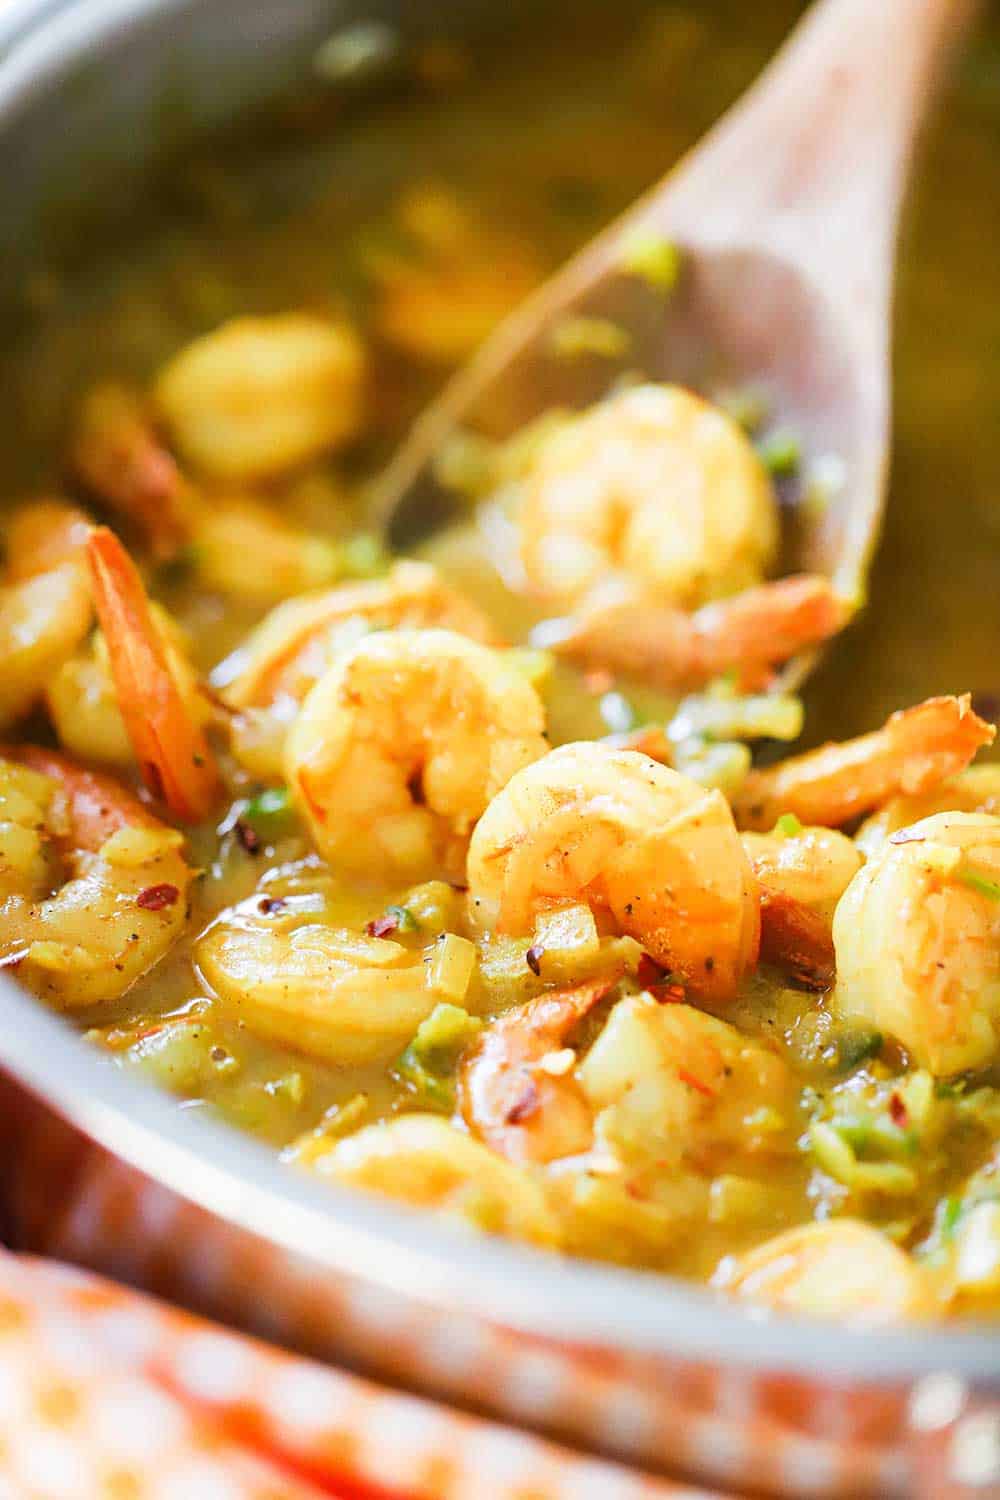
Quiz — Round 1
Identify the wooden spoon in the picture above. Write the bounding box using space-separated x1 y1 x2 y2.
376 0 978 666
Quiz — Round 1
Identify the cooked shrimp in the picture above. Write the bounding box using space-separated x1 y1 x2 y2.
69 383 196 559
743 824 861 990
716 1220 935 1322
221 561 497 711
87 526 221 822
856 764 1000 858
734 695 995 832
310 1114 560 1247
0 501 94 729
197 913 474 1065
467 742 760 1002
460 976 621 1165
578 992 794 1174
519 383 779 610
285 628 548 882
833 810 1000 1075
548 573 850 692
155 314 366 481
0 748 191 1007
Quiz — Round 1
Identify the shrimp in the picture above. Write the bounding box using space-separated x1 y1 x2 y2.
0 748 191 1007
716 1220 935 1322
220 561 497 711
459 976 621 1165
519 383 779 610
856 764 1000 858
86 526 221 822
467 742 760 1002
310 1114 560 1247
743 824 862 990
833 810 1000 1075
734 695 995 832
0 501 94 729
546 573 850 692
285 628 548 883
155 314 367 482
197 912 474 1065
69 383 196 560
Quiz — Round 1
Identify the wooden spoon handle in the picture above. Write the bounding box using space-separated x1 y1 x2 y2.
649 0 979 304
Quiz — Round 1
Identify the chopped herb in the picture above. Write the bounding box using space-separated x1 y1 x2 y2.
550 315 631 360
941 1195 964 1241
834 1030 883 1072
392 1002 482 1111
340 531 389 578
599 690 638 734
959 866 1000 902
773 812 803 838
366 904 418 938
243 786 295 839
757 428 802 477
618 229 682 293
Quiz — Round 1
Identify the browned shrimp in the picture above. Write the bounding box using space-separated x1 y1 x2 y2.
546 574 850 692
86 527 221 822
734 695 995 832
459 975 621 1165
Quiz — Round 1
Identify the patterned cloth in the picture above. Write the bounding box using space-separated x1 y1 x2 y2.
0 1249 722 1500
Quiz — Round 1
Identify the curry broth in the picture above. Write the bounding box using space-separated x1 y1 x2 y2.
1 0 1000 1296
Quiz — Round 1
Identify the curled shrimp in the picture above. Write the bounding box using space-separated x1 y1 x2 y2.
716 1220 935 1322
467 742 760 1002
460 976 621 1165
734 695 995 832
197 911 473 1065
545 573 850 692
519 383 779 610
833 810 1000 1075
285 628 548 882
86 526 221 822
0 748 191 1007
0 501 94 730
743 824 862 990
221 561 497 711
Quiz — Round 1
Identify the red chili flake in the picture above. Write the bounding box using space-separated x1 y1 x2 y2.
136 883 180 911
636 952 667 988
677 1066 715 1099
889 1091 909 1128
235 820 261 854
506 1077 540 1125
525 945 544 976
258 896 286 915
890 829 926 846
366 912 400 939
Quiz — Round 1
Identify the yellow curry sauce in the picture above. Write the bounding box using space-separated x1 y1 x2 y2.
1 0 1000 1322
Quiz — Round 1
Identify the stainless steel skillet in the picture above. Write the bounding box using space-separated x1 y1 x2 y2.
0 3 996 1496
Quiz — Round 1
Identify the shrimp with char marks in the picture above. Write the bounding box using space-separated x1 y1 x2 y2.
286 627 548 883
0 748 191 1007
467 742 760 1002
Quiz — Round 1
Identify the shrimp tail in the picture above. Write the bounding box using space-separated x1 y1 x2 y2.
759 889 835 992
548 574 851 691
87 526 221 822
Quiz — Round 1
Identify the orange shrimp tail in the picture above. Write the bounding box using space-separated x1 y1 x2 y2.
86 526 221 823
887 694 996 796
692 574 852 690
758 889 836 992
